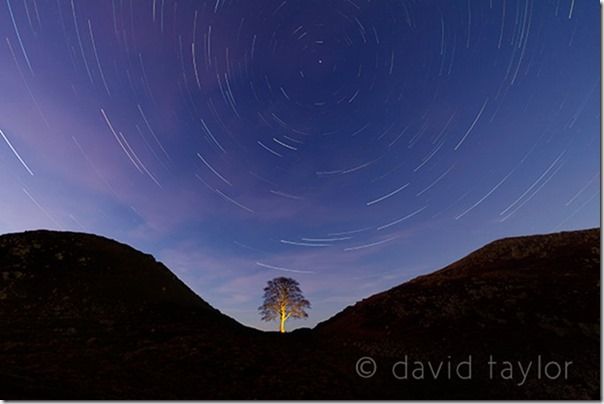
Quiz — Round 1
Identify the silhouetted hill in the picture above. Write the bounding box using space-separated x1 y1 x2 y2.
317 228 600 399
0 228 599 399
0 230 253 398
0 230 239 326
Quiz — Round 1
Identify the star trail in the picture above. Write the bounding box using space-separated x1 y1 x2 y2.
0 0 599 329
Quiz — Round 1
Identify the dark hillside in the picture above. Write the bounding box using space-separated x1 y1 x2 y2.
317 228 600 399
0 228 599 399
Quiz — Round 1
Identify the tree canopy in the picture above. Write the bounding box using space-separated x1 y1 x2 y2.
258 277 310 333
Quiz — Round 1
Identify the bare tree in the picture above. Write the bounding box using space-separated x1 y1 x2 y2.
258 277 310 333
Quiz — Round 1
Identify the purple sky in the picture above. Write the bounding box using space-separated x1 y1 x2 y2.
0 0 599 330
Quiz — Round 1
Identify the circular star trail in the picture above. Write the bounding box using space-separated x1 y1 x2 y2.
0 0 599 329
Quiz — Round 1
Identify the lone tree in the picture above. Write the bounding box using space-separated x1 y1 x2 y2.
258 277 310 333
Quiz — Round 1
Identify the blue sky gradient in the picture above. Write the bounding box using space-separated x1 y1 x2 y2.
0 0 599 330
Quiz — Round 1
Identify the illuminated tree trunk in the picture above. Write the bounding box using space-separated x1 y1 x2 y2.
279 305 287 333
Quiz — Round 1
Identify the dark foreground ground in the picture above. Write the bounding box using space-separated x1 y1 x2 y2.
0 228 599 399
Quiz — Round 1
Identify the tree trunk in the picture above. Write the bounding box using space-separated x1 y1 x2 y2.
279 313 286 333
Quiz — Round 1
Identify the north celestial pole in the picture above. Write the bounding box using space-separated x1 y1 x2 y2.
0 0 599 330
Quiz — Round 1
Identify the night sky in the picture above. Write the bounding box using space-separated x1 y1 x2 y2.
0 0 599 330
